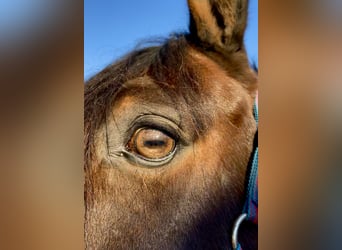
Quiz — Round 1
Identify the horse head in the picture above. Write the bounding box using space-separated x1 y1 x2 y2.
85 1 257 249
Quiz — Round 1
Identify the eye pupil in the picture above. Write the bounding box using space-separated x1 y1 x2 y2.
127 128 176 160
144 140 166 147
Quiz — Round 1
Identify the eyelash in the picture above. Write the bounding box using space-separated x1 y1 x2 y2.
126 123 179 146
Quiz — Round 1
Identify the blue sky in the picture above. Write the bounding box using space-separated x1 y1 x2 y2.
84 0 258 80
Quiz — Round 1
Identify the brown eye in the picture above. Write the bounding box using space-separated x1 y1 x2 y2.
127 128 176 160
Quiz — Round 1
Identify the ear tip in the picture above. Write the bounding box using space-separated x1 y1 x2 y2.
187 0 249 53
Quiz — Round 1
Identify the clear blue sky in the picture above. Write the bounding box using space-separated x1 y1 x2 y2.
84 0 258 80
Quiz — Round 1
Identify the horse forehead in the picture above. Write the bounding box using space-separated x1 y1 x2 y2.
113 49 248 115
186 48 247 94
112 76 182 122
115 76 177 107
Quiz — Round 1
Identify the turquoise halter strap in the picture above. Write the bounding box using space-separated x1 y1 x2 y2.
232 103 258 250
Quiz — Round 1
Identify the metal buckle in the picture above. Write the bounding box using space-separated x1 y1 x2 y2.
232 213 247 250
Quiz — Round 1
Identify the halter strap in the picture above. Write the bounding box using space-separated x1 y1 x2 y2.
232 101 258 250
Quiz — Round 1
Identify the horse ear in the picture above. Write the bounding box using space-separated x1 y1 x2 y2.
188 0 248 53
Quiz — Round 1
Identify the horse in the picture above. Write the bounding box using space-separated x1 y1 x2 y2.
84 0 258 249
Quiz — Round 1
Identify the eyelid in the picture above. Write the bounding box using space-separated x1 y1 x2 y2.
123 128 178 167
121 146 177 167
125 114 188 146
127 127 175 154
121 114 188 168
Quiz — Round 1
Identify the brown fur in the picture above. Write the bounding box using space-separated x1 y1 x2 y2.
85 1 257 249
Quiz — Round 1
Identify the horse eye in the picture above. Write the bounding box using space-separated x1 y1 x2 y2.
126 128 176 160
